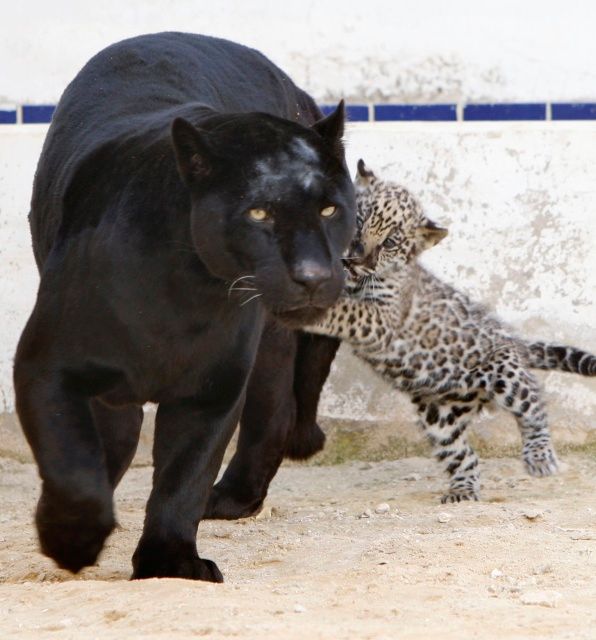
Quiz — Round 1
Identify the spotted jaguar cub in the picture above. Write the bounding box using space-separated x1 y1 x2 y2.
308 160 596 503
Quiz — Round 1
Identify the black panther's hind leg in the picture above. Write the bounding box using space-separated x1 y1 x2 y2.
204 321 297 519
204 329 339 520
90 399 143 489
285 333 340 459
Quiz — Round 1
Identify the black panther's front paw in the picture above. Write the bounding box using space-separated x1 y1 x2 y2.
132 538 223 582
284 420 326 460
36 489 114 573
203 483 264 520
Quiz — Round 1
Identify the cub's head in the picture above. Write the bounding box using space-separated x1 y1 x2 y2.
171 103 355 326
345 160 447 281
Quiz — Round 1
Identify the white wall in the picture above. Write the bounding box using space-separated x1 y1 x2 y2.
1 122 595 446
323 122 596 445
1 0 596 105
0 127 42 412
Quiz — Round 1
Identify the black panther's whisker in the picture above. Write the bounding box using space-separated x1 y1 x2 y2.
239 293 262 307
227 275 256 297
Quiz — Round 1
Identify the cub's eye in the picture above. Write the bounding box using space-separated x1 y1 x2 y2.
248 208 270 222
383 236 397 249
320 205 337 218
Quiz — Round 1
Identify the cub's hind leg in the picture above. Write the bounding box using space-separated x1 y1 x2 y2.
492 365 558 477
414 394 482 503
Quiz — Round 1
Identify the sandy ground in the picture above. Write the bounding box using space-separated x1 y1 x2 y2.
0 454 595 640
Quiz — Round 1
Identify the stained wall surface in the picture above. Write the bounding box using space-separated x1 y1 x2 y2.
1 122 594 453
1 0 596 106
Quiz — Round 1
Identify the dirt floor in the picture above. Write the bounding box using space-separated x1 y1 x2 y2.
0 453 595 640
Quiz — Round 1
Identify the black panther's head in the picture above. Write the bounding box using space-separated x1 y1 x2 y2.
171 103 356 327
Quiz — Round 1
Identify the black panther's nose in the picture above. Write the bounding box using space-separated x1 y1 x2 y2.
291 259 333 292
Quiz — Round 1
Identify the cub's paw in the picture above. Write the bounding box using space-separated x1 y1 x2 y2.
203 484 264 520
523 446 559 477
132 539 223 582
284 420 326 461
440 489 480 504
36 490 114 573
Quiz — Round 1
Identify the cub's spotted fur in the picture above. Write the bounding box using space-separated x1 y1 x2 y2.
308 160 596 503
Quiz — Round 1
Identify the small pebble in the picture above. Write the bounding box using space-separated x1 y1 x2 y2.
375 503 390 514
359 509 373 519
532 564 553 575
522 509 543 520
402 473 421 481
520 590 562 608
519 576 538 587
490 569 503 579
437 512 451 523
569 530 596 540
255 505 272 521
294 604 306 613
58 619 74 628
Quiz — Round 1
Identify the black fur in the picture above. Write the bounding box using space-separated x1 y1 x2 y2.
204 332 340 520
14 32 355 581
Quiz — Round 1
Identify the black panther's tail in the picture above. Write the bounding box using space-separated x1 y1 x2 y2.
526 341 596 376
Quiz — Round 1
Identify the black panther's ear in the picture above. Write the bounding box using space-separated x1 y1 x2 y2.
312 100 345 156
171 117 214 184
416 218 448 251
355 159 377 189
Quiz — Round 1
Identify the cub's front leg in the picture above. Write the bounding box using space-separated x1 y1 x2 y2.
306 290 393 350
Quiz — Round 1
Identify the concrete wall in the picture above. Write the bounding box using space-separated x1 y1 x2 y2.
1 122 595 459
323 122 596 450
2 0 596 106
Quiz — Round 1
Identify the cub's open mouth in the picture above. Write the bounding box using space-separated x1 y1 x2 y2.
341 257 361 281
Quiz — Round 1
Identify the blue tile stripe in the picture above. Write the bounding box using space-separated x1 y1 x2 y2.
3 102 596 124
374 104 457 121
0 108 17 124
551 103 596 120
463 103 546 121
22 105 56 124
321 103 369 122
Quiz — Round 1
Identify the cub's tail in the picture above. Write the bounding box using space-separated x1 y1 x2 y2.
526 341 596 376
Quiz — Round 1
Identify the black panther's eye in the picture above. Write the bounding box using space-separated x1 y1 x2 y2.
247 208 271 222
320 205 337 218
383 236 397 249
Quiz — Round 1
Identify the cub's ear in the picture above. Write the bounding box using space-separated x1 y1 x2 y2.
312 100 345 156
416 219 448 251
171 117 214 184
355 159 377 189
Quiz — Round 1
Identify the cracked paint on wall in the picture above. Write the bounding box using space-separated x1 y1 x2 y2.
319 122 596 444
0 123 594 447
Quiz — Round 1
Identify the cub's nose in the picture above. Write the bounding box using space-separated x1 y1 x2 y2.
291 259 332 292
350 241 365 264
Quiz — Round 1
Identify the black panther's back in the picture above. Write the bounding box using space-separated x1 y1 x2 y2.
51 32 320 129
30 32 321 267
